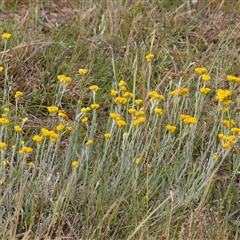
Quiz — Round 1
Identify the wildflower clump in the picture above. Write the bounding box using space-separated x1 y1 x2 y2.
218 133 236 149
226 75 240 83
19 146 33 154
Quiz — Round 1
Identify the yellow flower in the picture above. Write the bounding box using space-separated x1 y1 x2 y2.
23 117 28 122
41 128 51 137
226 75 240 83
120 86 127 91
200 88 211 94
12 145 16 149
222 119 235 128
32 135 43 143
14 125 22 132
222 142 230 149
135 111 145 117
90 103 100 110
123 132 128 137
81 117 88 123
0 118 10 125
128 108 137 115
213 155 218 161
65 77 72 84
180 114 197 124
0 66 4 72
56 124 65 132
195 67 207 74
222 100 232 106
72 161 79 168
79 68 88 75
58 75 72 84
166 125 177 133
19 146 33 154
110 89 118 97
119 80 126 87
4 108 9 112
170 88 188 96
58 110 69 119
145 53 154 62
110 113 121 120
104 133 111 139
135 158 141 164
29 162 35 167
117 120 126 127
2 114 6 118
86 140 93 145
154 108 163 115
15 91 23 99
149 91 165 100
133 117 146 126
2 33 11 39
47 106 59 113
2 160 7 166
66 126 73 131
89 85 99 92
81 107 91 113
231 128 240 135
49 131 59 142
215 89 232 102
0 142 7 150
135 99 143 105
201 74 211 82
123 92 134 98
114 97 127 105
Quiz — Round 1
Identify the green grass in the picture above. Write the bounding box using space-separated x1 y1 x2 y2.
0 0 240 239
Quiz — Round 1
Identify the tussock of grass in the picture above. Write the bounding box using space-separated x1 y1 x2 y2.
0 1 240 239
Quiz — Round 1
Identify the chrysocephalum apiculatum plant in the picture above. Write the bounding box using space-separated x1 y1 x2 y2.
0 24 240 239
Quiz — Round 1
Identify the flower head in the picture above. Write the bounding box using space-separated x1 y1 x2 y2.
56 124 65 132
200 88 211 94
86 139 93 145
79 68 88 75
2 33 11 39
195 68 207 74
72 161 79 168
89 85 99 92
32 135 43 143
19 146 33 154
104 133 111 139
47 106 59 113
154 108 163 115
15 91 23 99
0 142 7 151
90 103 100 110
166 125 177 133
146 53 154 62
135 158 141 164
201 74 211 82
14 125 22 132
0 66 4 72
110 89 118 97
117 120 126 127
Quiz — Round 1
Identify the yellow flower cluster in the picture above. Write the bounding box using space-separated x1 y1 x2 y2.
110 89 118 97
146 53 154 62
222 119 235 128
133 117 146 127
149 91 165 100
201 74 211 82
200 87 211 94
180 114 197 124
227 75 240 83
0 117 10 125
117 119 127 127
195 68 207 74
90 103 100 110
72 161 79 168
81 107 91 113
86 139 93 145
218 133 235 149
114 97 127 105
57 75 72 85
19 146 33 154
14 125 22 132
215 89 232 103
104 133 111 139
79 68 88 75
32 135 43 143
231 128 240 135
58 110 69 119
47 106 59 113
89 85 99 92
154 108 163 115
119 80 127 91
41 128 59 142
0 142 7 150
0 66 3 72
170 88 188 96
15 91 24 99
166 125 177 133
2 33 11 39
